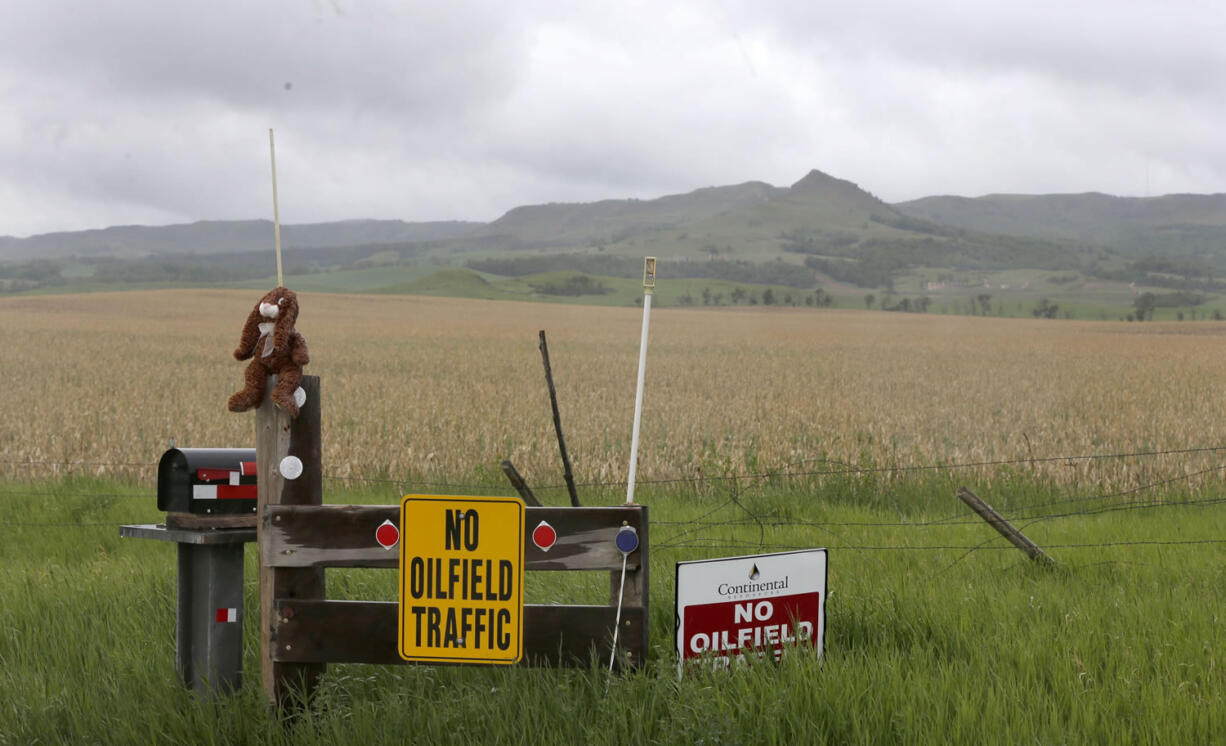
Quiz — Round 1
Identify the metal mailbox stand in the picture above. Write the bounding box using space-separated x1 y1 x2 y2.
120 524 256 696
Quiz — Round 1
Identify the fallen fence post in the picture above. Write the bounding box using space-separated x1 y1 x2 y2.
539 330 581 507
957 486 1056 566
500 459 542 506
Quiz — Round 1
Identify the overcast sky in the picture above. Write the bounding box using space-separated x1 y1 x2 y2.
3 0 1224 237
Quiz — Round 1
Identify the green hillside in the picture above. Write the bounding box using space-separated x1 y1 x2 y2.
0 219 480 260
895 192 1226 260
371 268 522 300
10 167 1226 320
471 181 782 247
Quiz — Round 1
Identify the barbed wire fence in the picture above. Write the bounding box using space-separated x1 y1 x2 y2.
2 446 1224 562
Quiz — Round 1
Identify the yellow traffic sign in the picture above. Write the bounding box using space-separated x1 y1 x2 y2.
398 495 525 664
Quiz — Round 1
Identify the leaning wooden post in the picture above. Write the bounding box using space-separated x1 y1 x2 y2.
500 459 542 507
258 375 325 707
539 330 580 507
957 486 1056 566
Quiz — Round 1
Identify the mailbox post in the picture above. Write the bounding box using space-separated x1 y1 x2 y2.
122 447 260 696
120 523 255 695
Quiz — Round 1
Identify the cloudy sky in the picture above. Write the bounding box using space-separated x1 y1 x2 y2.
2 0 1224 237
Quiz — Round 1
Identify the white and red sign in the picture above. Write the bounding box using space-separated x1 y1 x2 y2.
675 549 827 674
193 463 258 500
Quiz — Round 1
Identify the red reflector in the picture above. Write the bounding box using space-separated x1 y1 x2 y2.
532 521 557 551
375 520 399 549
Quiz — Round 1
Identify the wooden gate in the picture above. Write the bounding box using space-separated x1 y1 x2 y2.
255 376 648 705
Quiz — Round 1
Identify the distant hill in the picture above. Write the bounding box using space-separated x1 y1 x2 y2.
473 180 782 247
0 219 481 260
466 169 918 258
13 168 1226 298
462 170 1092 288
894 193 1226 260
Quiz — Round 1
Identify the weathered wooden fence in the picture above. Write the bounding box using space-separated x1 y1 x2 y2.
256 376 649 706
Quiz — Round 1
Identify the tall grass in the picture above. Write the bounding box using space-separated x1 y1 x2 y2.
1 475 1223 744
3 290 1225 742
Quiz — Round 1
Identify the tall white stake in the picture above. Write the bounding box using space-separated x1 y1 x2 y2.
269 128 283 287
626 257 656 505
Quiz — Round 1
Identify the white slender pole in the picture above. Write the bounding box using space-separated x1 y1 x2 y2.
626 257 656 505
269 128 283 287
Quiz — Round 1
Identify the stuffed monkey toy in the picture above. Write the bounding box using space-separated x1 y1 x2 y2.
227 286 310 417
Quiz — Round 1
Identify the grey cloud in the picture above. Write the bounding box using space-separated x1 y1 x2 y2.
3 0 1226 236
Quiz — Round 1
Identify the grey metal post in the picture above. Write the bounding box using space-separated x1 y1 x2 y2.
177 542 246 693
121 524 256 698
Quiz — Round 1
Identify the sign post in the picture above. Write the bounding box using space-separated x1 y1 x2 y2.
675 549 827 675
625 257 656 505
398 495 525 665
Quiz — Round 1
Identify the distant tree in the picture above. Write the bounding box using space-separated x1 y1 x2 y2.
1033 298 1059 319
1133 293 1157 321
730 287 746 304
805 294 815 307
701 287 712 305
864 293 875 309
916 296 932 313
762 288 775 305
976 293 992 316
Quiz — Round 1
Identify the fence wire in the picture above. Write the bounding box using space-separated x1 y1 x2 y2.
2 446 1224 558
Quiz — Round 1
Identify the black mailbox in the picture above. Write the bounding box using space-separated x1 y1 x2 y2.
157 448 258 515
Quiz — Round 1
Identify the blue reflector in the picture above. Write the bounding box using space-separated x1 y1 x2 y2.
615 525 639 554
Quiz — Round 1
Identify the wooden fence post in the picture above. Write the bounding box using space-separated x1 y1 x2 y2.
957 486 1056 566
500 460 542 507
257 375 325 708
540 330 581 507
610 508 649 668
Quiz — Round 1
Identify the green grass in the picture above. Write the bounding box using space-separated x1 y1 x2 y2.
1 471 1224 744
232 265 442 293
365 267 824 310
16 255 1226 322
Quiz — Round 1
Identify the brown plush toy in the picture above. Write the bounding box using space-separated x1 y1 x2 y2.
227 286 310 417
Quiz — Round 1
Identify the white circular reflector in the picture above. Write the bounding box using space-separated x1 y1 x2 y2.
279 455 304 480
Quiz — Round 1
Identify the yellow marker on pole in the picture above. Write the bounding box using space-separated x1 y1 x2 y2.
626 257 656 504
269 129 283 287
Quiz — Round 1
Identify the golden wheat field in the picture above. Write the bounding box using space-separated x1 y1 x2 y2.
2 289 1226 494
